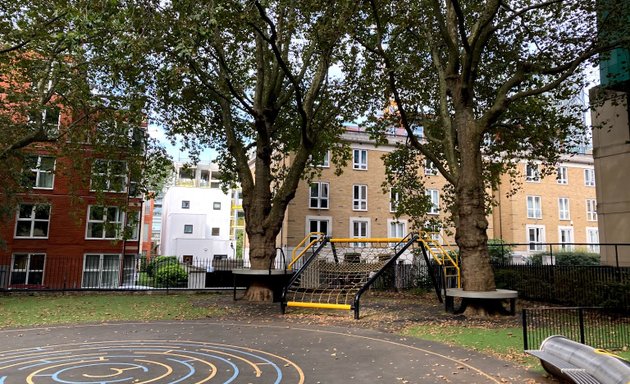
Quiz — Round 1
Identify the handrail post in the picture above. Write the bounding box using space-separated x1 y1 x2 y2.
578 308 585 344
522 309 529 350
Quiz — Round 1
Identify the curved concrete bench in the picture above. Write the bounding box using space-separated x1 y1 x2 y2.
444 288 518 315
526 335 630 384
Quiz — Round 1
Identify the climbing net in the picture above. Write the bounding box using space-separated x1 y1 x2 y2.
285 238 415 307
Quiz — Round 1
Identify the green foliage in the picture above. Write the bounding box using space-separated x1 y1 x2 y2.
529 250 600 266
145 256 178 278
488 239 514 264
155 264 188 287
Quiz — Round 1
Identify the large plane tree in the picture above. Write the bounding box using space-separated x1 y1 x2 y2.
143 0 360 300
353 0 630 313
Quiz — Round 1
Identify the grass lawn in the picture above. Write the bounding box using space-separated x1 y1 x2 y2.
0 293 225 328
403 324 630 369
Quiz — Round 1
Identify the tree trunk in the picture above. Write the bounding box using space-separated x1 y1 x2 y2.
243 232 277 302
455 119 496 294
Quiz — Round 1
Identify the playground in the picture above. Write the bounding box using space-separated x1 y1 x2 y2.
0 318 549 383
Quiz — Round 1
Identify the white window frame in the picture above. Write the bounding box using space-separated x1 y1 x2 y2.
82 253 121 288
586 227 599 253
306 216 332 240
126 211 140 241
527 195 542 219
584 168 596 187
424 159 437 176
526 163 541 182
352 149 368 170
86 206 123 240
586 199 597 221
557 166 568 185
526 225 545 252
27 155 55 189
309 182 330 209
558 197 570 221
15 204 51 239
311 151 330 168
350 217 370 245
426 189 440 215
352 184 368 211
387 219 407 239
10 253 46 286
90 159 128 192
389 188 400 213
558 226 574 250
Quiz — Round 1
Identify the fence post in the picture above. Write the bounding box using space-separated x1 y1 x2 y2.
549 244 554 265
578 308 585 344
522 309 529 350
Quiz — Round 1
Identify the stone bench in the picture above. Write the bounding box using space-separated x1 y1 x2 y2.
444 288 518 315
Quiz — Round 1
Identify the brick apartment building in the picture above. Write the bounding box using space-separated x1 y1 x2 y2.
0 114 145 289
278 124 599 262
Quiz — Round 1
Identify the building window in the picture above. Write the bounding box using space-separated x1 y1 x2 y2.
584 168 595 186
213 202 221 210
210 171 221 188
424 159 437 176
311 151 330 168
200 170 210 186
211 227 220 236
388 220 407 239
184 224 193 234
352 184 368 211
557 166 568 184
526 225 545 251
350 218 370 246
82 254 121 288
10 253 45 285
179 167 195 180
91 159 128 192
527 196 542 219
183 255 193 264
182 200 190 209
558 227 574 250
309 182 329 209
352 149 368 170
558 198 570 220
15 204 50 238
30 106 60 135
126 211 140 241
426 189 440 215
25 156 55 189
307 216 331 242
86 206 123 239
586 227 599 253
525 164 540 182
390 188 400 213
586 199 597 221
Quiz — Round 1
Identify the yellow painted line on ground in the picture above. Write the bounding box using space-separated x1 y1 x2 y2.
130 359 173 384
27 359 106 384
287 301 351 310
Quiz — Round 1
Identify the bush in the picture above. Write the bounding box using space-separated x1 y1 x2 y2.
145 256 178 277
528 249 600 266
488 239 514 264
155 264 187 287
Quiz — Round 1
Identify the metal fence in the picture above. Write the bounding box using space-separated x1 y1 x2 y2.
522 307 630 350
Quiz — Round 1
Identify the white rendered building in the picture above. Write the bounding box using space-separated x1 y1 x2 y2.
160 163 235 264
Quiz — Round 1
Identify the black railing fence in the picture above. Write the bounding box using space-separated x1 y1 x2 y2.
522 307 630 350
1 242 629 309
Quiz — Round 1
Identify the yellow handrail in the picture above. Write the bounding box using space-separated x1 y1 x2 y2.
419 232 461 288
329 237 404 243
288 232 324 270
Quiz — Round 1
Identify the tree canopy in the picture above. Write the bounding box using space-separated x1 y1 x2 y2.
351 0 630 298
0 0 172 238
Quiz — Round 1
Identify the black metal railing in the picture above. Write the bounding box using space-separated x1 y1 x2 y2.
522 307 630 350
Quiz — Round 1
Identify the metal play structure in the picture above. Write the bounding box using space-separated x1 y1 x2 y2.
281 232 461 319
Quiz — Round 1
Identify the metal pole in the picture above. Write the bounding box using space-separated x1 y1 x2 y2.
578 308 585 344
522 309 529 350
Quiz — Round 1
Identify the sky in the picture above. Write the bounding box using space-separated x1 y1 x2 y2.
147 123 217 164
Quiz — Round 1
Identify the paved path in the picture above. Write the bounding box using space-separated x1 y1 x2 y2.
0 321 549 383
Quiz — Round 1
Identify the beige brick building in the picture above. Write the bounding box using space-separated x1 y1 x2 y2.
278 126 599 262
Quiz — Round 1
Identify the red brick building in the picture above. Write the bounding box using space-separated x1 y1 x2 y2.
0 116 144 289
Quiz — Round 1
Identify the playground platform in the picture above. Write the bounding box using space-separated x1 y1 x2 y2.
0 320 553 383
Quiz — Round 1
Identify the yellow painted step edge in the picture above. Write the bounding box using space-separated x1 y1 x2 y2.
286 302 352 310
